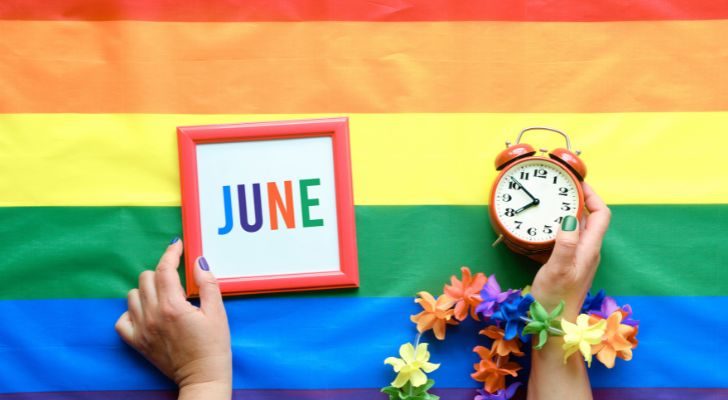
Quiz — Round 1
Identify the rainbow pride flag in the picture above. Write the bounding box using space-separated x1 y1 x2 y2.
1 1 727 398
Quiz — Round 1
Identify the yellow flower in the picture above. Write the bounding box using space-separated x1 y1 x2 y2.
384 343 440 388
561 314 607 367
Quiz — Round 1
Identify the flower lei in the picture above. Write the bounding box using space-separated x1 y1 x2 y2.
381 267 639 400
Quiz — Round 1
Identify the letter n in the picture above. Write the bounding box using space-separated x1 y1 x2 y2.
267 181 296 230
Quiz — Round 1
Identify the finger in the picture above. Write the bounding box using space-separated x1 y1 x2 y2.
544 215 580 277
155 238 186 306
115 311 135 345
194 256 225 316
580 183 611 251
127 288 143 324
138 270 158 316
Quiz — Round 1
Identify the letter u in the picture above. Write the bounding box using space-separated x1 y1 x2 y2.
238 184 263 232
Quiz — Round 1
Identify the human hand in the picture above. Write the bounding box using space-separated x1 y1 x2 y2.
529 183 611 321
115 240 232 399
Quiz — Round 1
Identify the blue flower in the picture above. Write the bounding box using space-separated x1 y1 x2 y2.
491 294 534 340
475 275 520 318
474 382 522 400
580 289 606 314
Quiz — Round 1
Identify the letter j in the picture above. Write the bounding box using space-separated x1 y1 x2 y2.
218 185 233 235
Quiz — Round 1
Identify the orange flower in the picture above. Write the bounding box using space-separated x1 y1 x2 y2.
590 312 638 368
471 346 521 393
444 266 487 321
410 291 458 340
479 326 524 357
617 324 639 361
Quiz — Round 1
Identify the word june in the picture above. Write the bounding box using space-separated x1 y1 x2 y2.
218 178 324 235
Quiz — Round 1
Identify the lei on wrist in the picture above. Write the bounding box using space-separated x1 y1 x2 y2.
381 267 639 400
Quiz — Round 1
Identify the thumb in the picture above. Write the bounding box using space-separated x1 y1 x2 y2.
545 215 580 274
194 256 225 315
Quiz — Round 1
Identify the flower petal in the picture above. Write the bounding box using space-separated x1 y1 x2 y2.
384 357 405 372
399 342 416 363
453 300 468 321
579 341 594 367
596 346 617 369
409 368 427 387
433 320 447 340
421 361 440 373
414 343 429 362
391 371 410 388
416 291 437 312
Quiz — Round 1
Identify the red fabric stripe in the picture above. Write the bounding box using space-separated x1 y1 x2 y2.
1 389 728 399
2 0 727 22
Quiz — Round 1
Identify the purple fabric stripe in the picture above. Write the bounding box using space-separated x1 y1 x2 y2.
1 388 727 400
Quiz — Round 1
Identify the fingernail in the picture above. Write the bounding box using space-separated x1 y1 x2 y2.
562 215 578 231
199 256 210 271
169 236 180 245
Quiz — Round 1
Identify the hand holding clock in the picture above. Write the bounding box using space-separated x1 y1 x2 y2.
527 183 611 400
529 182 610 318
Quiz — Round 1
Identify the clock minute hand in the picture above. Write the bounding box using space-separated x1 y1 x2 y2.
510 177 539 203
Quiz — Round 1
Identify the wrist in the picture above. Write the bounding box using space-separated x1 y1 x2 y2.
178 380 232 400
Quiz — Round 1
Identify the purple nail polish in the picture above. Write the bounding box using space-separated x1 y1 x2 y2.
169 236 180 245
199 256 210 271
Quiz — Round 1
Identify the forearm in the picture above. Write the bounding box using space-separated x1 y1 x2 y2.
527 337 592 400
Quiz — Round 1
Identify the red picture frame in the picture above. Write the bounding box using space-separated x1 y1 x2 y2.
177 117 359 296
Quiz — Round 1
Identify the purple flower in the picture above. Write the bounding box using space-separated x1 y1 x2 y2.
592 296 640 327
476 275 520 318
580 289 606 314
474 382 522 400
491 294 534 340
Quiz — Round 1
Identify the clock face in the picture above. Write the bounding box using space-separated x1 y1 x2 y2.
493 159 580 243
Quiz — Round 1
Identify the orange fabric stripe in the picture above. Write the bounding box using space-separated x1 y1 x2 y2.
2 20 728 113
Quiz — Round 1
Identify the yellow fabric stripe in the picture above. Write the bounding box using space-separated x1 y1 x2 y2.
1 113 725 206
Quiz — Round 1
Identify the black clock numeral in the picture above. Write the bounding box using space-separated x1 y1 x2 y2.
554 216 564 224
543 225 553 234
552 176 558 185
514 221 523 229
519 172 530 180
501 193 512 202
527 227 537 236
561 202 572 211
504 208 515 217
508 181 520 190
533 168 547 179
558 187 569 196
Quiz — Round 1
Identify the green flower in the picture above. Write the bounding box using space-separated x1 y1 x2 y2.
523 300 565 350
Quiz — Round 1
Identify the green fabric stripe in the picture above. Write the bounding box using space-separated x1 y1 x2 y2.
1 205 725 299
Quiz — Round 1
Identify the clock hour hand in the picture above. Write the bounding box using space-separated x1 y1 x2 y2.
514 200 538 215
510 177 540 203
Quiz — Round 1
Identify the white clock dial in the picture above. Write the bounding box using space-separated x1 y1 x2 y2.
493 159 580 243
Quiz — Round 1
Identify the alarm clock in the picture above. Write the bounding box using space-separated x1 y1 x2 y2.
489 127 586 257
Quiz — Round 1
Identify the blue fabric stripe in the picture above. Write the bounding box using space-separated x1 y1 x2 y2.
0 296 725 393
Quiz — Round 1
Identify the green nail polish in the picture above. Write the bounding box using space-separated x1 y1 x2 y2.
562 215 578 231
